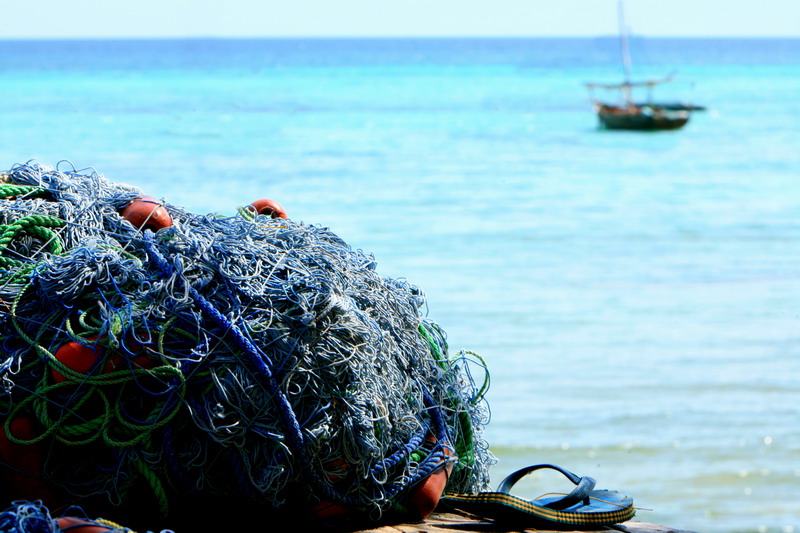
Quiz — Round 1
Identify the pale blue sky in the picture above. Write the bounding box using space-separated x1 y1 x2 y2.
3 0 798 38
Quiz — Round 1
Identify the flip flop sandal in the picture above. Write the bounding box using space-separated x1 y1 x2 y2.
438 463 635 527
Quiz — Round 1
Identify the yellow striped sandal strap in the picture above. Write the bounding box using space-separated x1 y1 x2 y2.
438 464 635 527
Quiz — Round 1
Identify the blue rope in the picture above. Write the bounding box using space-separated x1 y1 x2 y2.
371 425 427 474
0 163 495 520
425 389 451 445
142 231 453 509
0 501 53 533
142 231 355 505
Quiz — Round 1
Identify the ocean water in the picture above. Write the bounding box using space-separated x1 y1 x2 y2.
1 37 799 532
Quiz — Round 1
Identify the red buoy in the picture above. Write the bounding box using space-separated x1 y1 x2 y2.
51 339 105 383
51 337 155 383
249 198 288 219
120 195 173 232
406 441 455 521
310 499 350 520
55 517 122 532
310 459 350 519
311 441 454 521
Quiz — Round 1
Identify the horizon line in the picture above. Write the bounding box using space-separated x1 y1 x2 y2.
1 34 799 41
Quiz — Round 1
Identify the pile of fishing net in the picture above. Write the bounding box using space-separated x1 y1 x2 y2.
0 162 493 529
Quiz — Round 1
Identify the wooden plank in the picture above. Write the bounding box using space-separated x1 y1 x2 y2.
353 512 698 533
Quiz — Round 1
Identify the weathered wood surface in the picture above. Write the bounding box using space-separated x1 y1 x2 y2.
353 512 698 533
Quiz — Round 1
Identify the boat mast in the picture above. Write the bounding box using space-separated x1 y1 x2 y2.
617 0 634 106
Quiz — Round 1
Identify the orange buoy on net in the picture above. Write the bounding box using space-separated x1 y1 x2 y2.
310 499 350 520
310 458 351 520
405 439 455 521
51 337 156 383
55 517 129 532
249 198 288 219
51 337 106 383
311 440 455 522
119 195 173 232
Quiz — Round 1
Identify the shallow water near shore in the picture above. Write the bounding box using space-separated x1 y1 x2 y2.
1 37 799 533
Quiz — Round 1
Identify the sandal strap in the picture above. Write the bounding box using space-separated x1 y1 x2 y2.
496 464 596 510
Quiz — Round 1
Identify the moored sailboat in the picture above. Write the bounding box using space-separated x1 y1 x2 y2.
586 2 704 130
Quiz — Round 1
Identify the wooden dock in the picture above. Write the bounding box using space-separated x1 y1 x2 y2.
352 512 698 533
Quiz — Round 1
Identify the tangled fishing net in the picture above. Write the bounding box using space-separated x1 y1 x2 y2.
0 162 493 527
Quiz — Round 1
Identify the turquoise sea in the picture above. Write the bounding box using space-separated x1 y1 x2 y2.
1 38 799 532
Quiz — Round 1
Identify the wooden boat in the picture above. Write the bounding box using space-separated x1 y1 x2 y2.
596 103 689 131
587 79 703 130
586 2 703 131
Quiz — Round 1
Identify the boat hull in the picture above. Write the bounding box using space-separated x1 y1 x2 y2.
596 104 689 131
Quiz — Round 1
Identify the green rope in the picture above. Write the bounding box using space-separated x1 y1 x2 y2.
237 205 257 222
0 262 35 285
8 278 187 449
10 280 60 362
417 323 491 471
418 322 447 370
461 350 490 405
0 183 49 200
0 214 66 267
134 458 170 516
6 363 186 447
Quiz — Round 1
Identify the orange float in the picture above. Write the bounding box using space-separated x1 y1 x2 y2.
311 439 454 521
405 441 455 520
310 499 350 520
55 517 122 532
310 458 350 520
249 198 288 219
51 337 155 383
51 338 106 383
119 195 173 232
